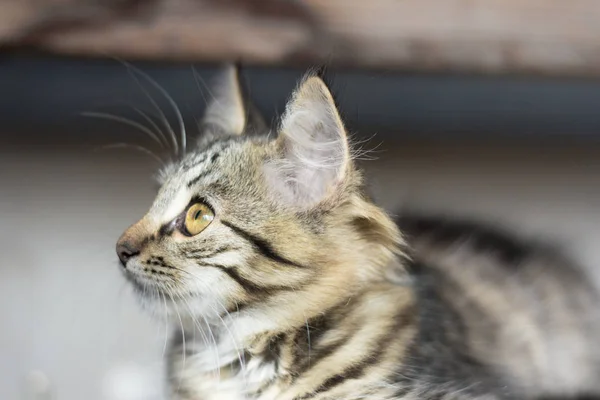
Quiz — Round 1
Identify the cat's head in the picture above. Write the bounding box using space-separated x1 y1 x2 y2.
116 65 403 331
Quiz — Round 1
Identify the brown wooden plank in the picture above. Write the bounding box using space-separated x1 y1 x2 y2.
2 0 600 77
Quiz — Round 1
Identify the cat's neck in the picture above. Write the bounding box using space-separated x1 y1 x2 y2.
168 279 416 399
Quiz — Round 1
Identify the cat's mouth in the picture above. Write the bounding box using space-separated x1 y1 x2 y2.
121 263 198 305
121 269 148 294
121 266 174 298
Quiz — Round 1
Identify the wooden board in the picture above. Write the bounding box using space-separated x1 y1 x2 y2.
3 0 600 77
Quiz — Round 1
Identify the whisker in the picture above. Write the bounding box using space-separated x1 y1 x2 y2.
176 294 221 381
125 62 187 158
94 142 165 166
305 314 311 368
170 285 209 345
200 313 222 383
128 71 178 157
130 106 171 148
108 100 171 148
82 111 165 148
191 67 213 138
172 267 223 382
108 56 179 158
207 301 248 385
191 67 210 105
160 289 169 359
163 283 187 393
151 285 162 347
142 280 149 308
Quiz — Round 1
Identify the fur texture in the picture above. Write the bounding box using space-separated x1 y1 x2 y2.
116 66 600 400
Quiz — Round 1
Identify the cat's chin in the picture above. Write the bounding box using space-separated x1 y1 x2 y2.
130 286 228 325
133 290 191 321
119 260 236 324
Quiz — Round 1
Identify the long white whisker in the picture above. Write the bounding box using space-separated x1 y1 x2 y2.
173 288 209 346
175 291 211 353
305 314 311 368
160 289 169 359
192 66 231 115
191 67 210 105
200 313 221 382
192 67 229 119
177 294 224 383
179 267 247 386
124 62 187 158
162 286 186 397
207 301 247 386
164 284 186 374
109 100 171 148
130 106 171 148
115 60 179 157
168 267 223 381
139 280 151 326
152 285 161 344
191 67 213 137
82 111 165 148
95 143 165 166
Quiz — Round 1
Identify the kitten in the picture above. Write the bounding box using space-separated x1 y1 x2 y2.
116 65 600 399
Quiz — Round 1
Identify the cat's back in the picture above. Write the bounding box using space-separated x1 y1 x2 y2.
396 213 600 399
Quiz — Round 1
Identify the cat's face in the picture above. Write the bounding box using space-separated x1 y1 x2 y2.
117 136 274 317
116 66 401 325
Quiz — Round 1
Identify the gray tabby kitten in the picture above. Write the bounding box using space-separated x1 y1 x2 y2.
116 65 600 400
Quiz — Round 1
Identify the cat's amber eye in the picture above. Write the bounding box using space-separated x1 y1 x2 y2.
183 203 214 236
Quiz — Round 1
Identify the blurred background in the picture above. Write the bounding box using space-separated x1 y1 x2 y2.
2 1 600 399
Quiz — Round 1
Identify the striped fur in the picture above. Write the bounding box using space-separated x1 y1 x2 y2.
116 66 600 400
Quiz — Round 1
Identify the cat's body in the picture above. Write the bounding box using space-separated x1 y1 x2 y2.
165 214 600 400
116 66 600 399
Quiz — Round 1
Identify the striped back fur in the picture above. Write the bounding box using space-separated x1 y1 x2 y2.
116 65 600 400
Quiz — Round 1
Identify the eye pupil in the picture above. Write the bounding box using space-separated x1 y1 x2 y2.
194 210 202 220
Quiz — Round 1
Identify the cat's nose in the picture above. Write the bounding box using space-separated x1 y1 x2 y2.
116 240 140 267
116 218 153 268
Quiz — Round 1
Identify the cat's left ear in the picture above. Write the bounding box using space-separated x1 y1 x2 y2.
201 64 265 136
266 74 351 208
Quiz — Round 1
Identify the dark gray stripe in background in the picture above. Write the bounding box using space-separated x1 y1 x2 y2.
2 55 600 147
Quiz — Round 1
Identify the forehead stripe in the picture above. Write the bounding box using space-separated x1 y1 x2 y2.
186 140 230 169
186 153 223 188
187 170 212 188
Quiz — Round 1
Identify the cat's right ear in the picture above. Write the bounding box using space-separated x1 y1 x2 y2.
200 64 265 137
265 74 351 209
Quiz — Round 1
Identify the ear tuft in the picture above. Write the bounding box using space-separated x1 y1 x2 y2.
265 74 350 208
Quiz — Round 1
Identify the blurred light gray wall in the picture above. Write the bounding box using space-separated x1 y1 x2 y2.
3 141 600 400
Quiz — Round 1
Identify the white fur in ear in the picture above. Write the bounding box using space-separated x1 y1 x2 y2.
266 76 350 208
202 65 246 135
